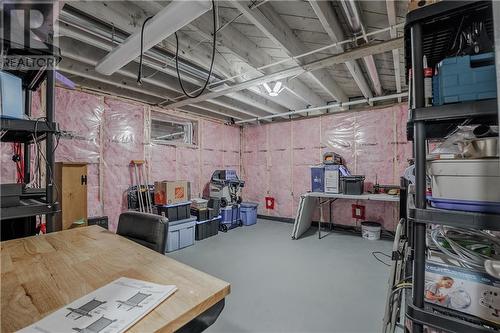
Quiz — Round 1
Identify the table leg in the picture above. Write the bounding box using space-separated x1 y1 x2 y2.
175 299 225 333
318 197 322 239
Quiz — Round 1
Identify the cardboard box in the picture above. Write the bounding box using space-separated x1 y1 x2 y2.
154 180 191 205
324 165 340 193
425 260 500 324
408 0 439 12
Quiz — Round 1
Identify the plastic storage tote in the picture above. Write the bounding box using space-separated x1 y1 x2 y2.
340 176 365 195
165 216 196 252
240 202 258 226
427 158 500 213
157 201 191 222
195 216 221 240
220 205 241 231
432 53 497 105
190 207 209 221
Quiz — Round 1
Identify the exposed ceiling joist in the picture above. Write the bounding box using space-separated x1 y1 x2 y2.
308 0 374 99
386 0 403 98
166 37 403 108
231 1 347 103
59 8 286 119
187 11 309 112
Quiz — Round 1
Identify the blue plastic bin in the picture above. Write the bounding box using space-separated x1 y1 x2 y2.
165 216 196 253
432 53 497 105
240 202 258 226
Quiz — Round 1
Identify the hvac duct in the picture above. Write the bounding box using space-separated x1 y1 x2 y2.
339 0 383 96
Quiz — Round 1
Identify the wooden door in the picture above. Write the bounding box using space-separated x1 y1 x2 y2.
55 163 87 230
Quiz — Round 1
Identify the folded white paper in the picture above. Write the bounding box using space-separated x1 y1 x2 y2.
19 277 177 333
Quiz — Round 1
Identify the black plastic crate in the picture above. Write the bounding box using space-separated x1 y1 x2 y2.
191 207 209 221
195 217 220 240
208 197 221 215
208 207 217 219
157 202 191 222
340 176 365 195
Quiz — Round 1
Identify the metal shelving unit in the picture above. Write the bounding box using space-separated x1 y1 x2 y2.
405 1 500 332
1 37 60 234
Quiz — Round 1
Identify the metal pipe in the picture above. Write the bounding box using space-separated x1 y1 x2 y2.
45 56 56 233
195 22 403 95
339 0 383 96
339 0 365 35
235 92 407 124
411 23 425 333
23 90 32 184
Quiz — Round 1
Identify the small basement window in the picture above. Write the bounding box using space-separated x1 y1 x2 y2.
150 111 198 146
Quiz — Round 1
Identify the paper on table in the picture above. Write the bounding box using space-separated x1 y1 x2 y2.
18 277 177 333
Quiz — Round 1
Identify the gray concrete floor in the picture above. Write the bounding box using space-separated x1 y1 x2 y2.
168 219 393 333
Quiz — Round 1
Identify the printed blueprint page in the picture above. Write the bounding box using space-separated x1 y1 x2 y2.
19 277 177 333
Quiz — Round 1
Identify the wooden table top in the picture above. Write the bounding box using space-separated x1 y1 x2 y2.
1 225 230 333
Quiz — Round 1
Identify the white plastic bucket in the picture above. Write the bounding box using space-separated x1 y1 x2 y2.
361 221 381 240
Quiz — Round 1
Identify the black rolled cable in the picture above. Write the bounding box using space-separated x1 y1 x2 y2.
175 0 216 98
137 16 154 85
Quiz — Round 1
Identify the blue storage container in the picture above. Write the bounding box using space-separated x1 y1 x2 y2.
311 165 325 192
165 216 196 253
240 202 258 226
220 205 241 231
432 53 497 105
0 71 24 119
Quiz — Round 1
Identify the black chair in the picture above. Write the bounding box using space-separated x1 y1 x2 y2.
116 211 168 253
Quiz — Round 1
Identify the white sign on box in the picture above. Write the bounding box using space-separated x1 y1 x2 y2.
19 277 177 333
324 165 340 193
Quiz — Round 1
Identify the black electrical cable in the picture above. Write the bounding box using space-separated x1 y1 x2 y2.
137 16 154 85
175 0 216 98
372 251 391 266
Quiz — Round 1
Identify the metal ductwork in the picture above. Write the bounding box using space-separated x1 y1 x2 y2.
339 0 383 96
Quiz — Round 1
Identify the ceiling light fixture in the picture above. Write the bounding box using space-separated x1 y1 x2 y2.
263 81 284 97
95 0 212 75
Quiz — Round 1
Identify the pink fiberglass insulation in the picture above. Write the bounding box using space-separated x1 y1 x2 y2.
241 103 412 231
0 144 16 183
0 87 242 232
55 89 103 164
102 97 145 230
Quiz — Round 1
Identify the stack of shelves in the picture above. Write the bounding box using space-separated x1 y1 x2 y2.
1 40 61 235
405 1 500 332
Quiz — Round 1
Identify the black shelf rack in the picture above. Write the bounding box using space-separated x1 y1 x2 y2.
404 1 500 333
1 118 59 143
407 99 499 140
1 37 60 234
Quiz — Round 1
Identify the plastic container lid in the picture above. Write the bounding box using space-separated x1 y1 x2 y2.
168 216 197 227
196 215 222 224
159 201 192 208
342 175 365 181
240 202 258 208
361 221 381 228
